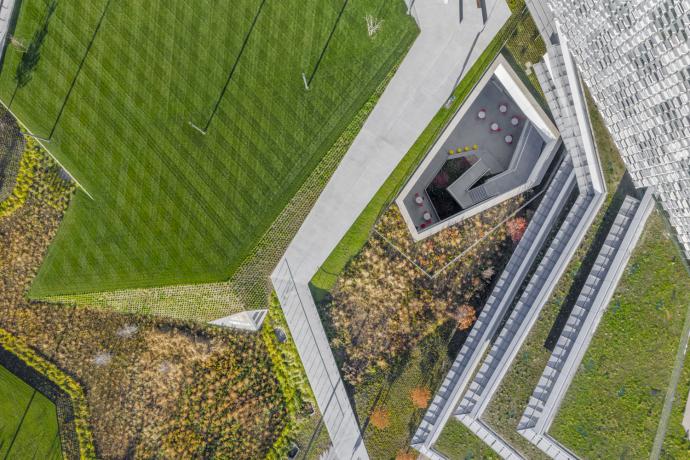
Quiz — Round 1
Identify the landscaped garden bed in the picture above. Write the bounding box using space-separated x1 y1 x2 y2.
312 187 536 458
0 121 294 459
478 89 687 460
328 199 529 386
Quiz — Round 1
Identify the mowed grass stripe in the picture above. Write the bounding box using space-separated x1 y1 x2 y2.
0 366 62 460
9 0 109 136
3 0 418 296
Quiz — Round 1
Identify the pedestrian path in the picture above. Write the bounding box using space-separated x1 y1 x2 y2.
0 0 17 66
271 1 511 458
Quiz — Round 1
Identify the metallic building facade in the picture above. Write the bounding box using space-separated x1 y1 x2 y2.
531 0 690 256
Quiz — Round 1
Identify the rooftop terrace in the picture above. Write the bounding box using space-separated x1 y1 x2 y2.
396 56 559 240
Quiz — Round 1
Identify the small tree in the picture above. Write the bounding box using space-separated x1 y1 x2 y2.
395 451 417 460
454 304 476 330
370 407 390 429
506 216 528 243
410 386 431 409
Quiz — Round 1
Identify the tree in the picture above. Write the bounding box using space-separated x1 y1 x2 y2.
410 386 431 409
370 407 390 429
454 304 476 330
506 216 528 243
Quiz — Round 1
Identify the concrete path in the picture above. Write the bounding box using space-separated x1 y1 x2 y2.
281 0 510 282
0 0 17 67
271 0 511 458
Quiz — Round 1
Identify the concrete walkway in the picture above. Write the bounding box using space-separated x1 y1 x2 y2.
279 0 510 284
271 0 511 458
0 0 17 67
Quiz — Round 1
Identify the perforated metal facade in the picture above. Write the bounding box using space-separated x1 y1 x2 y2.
544 0 690 256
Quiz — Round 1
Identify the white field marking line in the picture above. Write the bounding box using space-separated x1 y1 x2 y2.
0 99 94 200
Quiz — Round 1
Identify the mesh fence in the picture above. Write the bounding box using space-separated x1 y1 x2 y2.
0 109 26 202
44 6 545 323
44 56 407 323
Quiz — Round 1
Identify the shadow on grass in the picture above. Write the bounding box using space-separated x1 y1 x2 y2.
300 415 326 460
13 0 56 94
49 0 112 139
199 0 268 132
306 0 350 87
543 172 638 352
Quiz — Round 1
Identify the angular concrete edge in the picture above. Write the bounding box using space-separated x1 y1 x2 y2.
209 309 267 332
411 155 575 453
446 38 607 458
517 188 655 459
395 54 561 242
272 259 368 460
453 191 604 460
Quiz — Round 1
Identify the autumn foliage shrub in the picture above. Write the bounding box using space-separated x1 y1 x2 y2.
395 451 417 460
371 407 390 429
330 203 521 384
506 216 528 243
410 386 431 409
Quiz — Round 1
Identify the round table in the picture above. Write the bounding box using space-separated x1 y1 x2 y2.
478 110 486 119
415 195 423 205
423 212 432 221
505 135 513 144
490 122 500 132
511 116 519 126
499 104 508 113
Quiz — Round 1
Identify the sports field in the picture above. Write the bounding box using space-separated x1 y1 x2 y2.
0 0 417 296
0 365 62 459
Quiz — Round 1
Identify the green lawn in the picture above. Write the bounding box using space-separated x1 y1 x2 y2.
0 0 417 297
310 4 536 294
435 420 499 460
549 211 690 458
0 365 62 459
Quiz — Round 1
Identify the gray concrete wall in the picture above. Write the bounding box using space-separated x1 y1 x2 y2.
272 1 512 457
411 155 575 454
518 189 655 459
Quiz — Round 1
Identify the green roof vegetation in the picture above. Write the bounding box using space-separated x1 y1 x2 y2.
310 2 543 295
549 211 690 458
0 0 417 297
308 2 551 457
435 419 499 460
0 365 62 460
